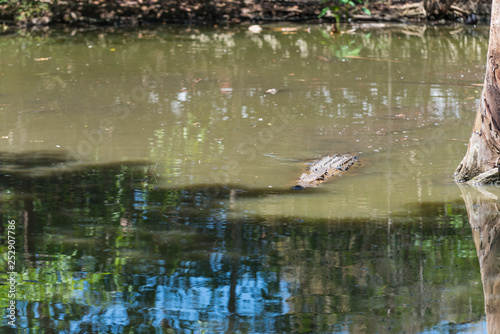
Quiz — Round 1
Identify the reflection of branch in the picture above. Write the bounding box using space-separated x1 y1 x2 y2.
472 185 499 201
449 27 465 35
144 162 158 184
401 25 427 38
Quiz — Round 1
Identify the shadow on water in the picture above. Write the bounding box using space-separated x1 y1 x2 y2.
0 152 488 333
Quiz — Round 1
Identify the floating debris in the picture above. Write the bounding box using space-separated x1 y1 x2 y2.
265 88 278 94
248 25 263 34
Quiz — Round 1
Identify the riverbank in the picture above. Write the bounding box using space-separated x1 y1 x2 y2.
0 0 492 30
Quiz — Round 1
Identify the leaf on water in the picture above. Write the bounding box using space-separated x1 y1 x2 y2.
34 57 51 61
265 88 278 94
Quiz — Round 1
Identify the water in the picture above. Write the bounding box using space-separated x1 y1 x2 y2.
0 24 491 333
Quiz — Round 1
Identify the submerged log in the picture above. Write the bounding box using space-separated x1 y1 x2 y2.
293 154 357 189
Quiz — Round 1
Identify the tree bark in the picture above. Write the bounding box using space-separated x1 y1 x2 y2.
455 0 500 184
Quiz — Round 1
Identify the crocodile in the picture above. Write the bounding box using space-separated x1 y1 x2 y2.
292 154 358 189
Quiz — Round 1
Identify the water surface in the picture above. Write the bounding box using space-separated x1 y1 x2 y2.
0 24 491 333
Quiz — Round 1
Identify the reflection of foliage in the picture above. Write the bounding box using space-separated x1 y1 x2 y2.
334 42 362 58
270 211 482 332
319 0 371 30
0 156 483 332
318 27 363 58
0 25 490 180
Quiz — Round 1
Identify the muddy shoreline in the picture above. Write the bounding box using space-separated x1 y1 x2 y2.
0 0 492 31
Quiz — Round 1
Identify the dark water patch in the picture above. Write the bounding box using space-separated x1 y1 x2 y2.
5 212 481 333
0 150 76 169
0 150 150 177
0 158 483 333
400 199 468 225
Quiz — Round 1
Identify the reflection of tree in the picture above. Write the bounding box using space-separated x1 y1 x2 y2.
268 212 482 333
0 152 486 333
225 218 241 334
460 185 500 334
0 26 489 177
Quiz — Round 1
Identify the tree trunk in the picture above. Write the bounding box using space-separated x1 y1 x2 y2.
455 0 500 184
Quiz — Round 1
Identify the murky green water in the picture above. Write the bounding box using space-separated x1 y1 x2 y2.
0 24 492 333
